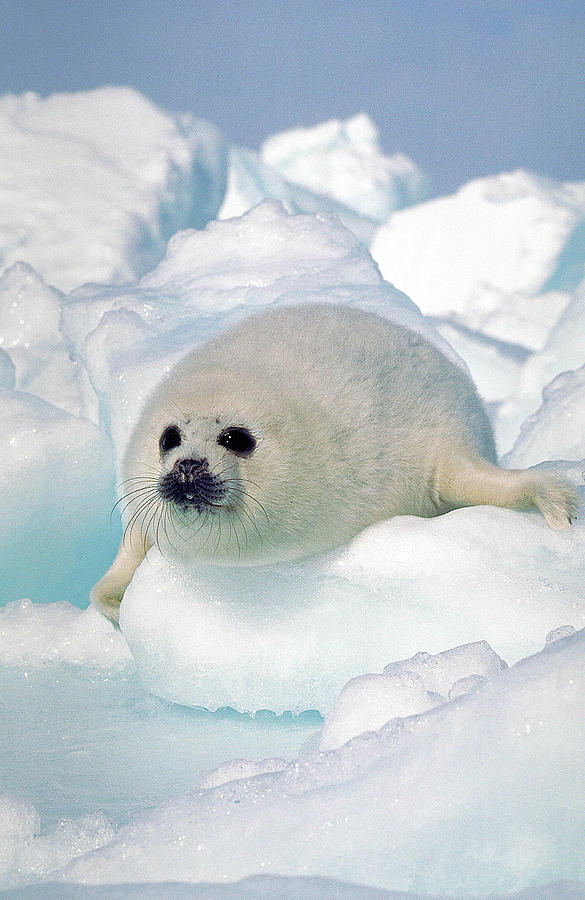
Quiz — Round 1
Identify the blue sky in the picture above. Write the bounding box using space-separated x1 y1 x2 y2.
2 0 584 194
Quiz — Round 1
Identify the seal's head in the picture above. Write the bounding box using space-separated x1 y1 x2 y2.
157 424 256 511
119 360 355 567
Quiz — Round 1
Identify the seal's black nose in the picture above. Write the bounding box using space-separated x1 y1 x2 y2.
159 457 225 509
175 458 208 479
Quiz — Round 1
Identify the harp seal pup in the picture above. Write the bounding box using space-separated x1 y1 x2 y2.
92 303 578 624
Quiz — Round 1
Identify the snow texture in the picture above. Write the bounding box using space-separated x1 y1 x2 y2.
0 599 131 669
0 386 118 605
120 493 585 714
261 114 429 222
371 170 585 349
0 87 226 292
219 115 428 245
55 629 585 895
320 640 507 750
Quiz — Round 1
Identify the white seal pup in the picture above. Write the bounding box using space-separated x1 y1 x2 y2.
92 303 578 623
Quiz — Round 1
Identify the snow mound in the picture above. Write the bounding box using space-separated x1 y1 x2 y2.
0 386 118 606
218 146 379 244
56 629 585 895
120 487 584 714
505 366 585 467
0 87 226 292
261 114 429 222
200 758 288 791
0 599 132 668
62 200 459 467
496 275 585 453
0 793 114 890
0 263 88 418
371 170 585 351
320 640 507 750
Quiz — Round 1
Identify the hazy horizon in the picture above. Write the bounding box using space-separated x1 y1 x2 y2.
2 0 584 194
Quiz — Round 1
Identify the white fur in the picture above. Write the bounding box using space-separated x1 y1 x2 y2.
92 304 578 623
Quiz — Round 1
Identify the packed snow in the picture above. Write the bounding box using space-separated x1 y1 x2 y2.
0 87 226 292
0 86 584 897
53 629 585 894
371 170 585 453
218 114 428 246
370 170 585 339
262 114 429 221
120 498 585 713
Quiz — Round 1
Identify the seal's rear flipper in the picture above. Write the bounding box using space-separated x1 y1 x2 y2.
436 454 579 529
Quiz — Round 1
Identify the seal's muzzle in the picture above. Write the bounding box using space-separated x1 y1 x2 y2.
158 458 226 510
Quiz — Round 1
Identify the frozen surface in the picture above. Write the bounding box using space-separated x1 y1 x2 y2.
0 87 226 291
320 640 507 751
0 603 320 890
0 350 15 390
496 275 585 454
261 114 429 222
0 263 86 417
54 628 585 895
0 387 118 606
504 365 585 468
120 483 585 714
220 116 428 246
371 170 585 351
4 878 585 900
218 146 379 244
0 600 131 668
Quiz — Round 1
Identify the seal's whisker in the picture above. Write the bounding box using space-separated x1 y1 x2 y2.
123 494 159 554
154 504 164 556
234 499 264 547
163 505 180 554
232 505 253 552
197 510 219 553
117 475 160 487
211 512 223 559
112 485 157 516
227 510 242 561
116 490 158 523
225 484 270 525
122 493 155 545
143 496 164 550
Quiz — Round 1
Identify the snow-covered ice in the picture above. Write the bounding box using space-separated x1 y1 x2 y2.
1 86 584 897
261 114 429 223
120 490 585 714
53 628 585 895
319 640 507 751
218 146 380 245
0 386 117 606
371 170 585 349
0 87 226 292
504 364 585 468
0 263 86 417
219 115 428 246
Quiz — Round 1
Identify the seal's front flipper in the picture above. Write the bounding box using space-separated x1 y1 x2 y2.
436 453 579 529
91 537 149 626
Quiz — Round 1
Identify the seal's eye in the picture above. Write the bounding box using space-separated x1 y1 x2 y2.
159 425 182 454
217 426 257 456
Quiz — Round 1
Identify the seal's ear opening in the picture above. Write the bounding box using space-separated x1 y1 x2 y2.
217 426 257 456
160 425 182 454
